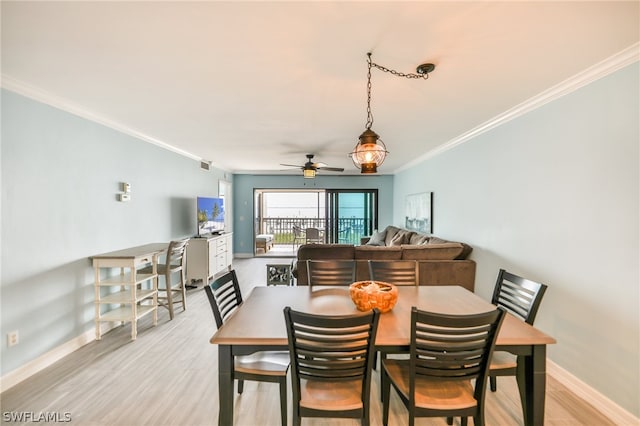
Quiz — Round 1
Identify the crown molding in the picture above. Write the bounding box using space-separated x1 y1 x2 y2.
395 42 640 173
1 75 203 162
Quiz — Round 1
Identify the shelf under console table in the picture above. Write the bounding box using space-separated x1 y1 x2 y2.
90 243 167 341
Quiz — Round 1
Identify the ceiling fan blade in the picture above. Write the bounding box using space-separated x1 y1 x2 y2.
317 166 344 172
280 163 303 168
312 162 327 168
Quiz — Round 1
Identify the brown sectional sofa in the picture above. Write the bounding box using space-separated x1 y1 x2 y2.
293 225 476 291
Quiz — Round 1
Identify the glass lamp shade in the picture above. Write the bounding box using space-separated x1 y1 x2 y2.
350 129 388 174
303 168 316 179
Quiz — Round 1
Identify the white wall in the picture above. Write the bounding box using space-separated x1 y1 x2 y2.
393 62 639 415
1 89 228 376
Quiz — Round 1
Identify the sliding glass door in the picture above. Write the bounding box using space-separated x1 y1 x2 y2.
325 190 378 244
253 188 378 255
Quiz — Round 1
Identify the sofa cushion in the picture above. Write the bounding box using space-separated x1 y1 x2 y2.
383 226 402 246
389 229 415 246
428 236 449 244
426 237 473 259
409 233 430 245
365 229 387 246
401 244 466 260
458 243 473 259
355 246 402 260
297 244 355 260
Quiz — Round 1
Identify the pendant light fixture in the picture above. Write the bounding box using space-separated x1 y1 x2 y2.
350 52 435 174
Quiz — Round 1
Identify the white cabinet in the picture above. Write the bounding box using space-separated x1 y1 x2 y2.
186 233 233 285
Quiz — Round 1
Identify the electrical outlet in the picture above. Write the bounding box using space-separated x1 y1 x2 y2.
7 331 18 347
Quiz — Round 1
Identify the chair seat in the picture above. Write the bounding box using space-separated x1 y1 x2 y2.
383 359 477 411
300 378 364 411
490 351 517 371
235 352 289 376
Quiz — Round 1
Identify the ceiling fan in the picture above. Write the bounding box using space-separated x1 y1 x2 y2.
280 154 344 178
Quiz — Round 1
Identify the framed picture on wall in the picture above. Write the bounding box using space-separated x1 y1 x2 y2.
405 192 433 234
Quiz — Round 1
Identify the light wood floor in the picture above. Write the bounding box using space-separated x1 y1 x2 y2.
1 257 614 426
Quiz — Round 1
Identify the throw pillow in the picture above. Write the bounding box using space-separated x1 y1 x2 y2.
366 229 387 246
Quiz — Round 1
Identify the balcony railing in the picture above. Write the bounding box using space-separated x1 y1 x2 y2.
258 217 370 246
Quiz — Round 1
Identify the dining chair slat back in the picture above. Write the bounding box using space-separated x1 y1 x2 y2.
283 307 380 425
205 269 289 426
368 260 419 286
205 270 243 328
489 269 548 393
381 307 505 426
491 269 547 324
306 259 356 287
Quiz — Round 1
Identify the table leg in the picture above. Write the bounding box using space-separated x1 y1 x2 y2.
516 345 547 426
94 265 101 340
218 345 233 426
152 254 158 326
130 267 137 340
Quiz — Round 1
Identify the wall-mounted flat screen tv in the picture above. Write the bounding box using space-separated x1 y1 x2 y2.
197 196 225 236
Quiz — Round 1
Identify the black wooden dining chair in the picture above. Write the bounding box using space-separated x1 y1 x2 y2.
368 259 419 372
368 260 419 286
283 306 380 426
489 268 548 391
381 307 505 426
205 270 289 426
306 259 356 287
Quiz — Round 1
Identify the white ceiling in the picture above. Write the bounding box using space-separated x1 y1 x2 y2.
2 1 639 176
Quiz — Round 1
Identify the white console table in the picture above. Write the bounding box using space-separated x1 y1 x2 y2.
186 233 233 286
90 243 167 341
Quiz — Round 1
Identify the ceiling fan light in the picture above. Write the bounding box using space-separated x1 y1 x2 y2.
303 168 316 179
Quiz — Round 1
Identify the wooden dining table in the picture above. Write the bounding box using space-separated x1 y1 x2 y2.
210 285 556 426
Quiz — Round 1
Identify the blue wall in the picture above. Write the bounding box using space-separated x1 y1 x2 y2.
1 89 229 376
393 62 639 416
232 174 394 255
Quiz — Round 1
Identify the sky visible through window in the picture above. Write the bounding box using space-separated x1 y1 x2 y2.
263 192 365 218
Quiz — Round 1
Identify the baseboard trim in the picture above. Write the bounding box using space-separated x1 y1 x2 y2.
0 323 115 393
2 326 638 425
234 253 253 259
547 360 639 425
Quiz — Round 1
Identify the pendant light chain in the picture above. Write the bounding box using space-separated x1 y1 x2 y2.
366 53 374 130
352 52 434 174
370 61 433 80
365 51 432 130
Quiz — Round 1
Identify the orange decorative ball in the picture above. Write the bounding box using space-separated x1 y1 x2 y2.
349 281 398 313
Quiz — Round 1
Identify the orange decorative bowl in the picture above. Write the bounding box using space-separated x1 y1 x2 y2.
349 281 398 313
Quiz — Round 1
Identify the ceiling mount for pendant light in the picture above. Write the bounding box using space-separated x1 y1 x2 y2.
350 52 435 174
